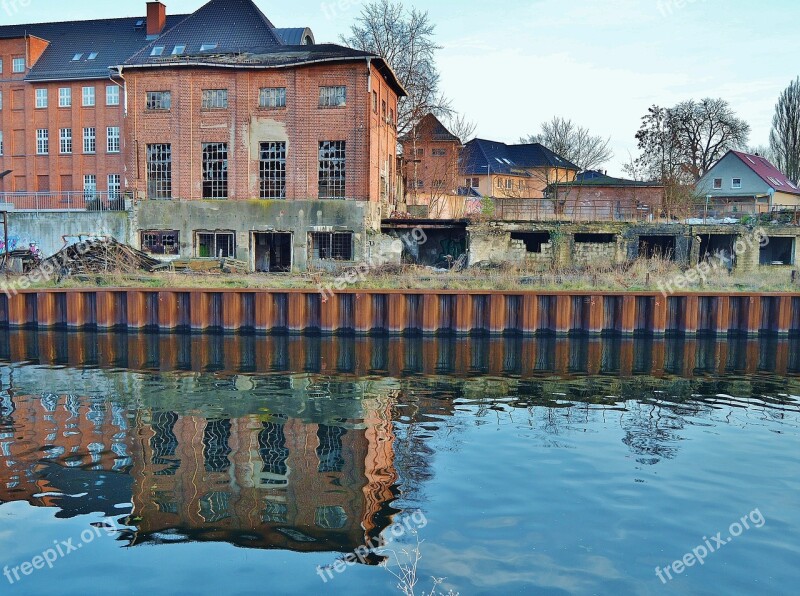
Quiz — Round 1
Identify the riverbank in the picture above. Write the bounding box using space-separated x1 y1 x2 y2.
10 258 800 294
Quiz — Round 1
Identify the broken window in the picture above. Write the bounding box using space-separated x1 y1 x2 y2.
318 140 346 199
259 87 286 108
141 230 179 255
146 91 171 111
259 141 286 199
760 237 794 265
574 233 616 243
202 142 228 199
201 89 228 110
146 143 172 199
310 232 353 261
196 230 235 259
511 232 550 253
319 85 346 107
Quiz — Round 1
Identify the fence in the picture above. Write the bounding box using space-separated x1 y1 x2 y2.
494 198 655 222
0 192 128 212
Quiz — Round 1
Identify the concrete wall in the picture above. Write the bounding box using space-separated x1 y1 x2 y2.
134 199 379 272
7 211 132 257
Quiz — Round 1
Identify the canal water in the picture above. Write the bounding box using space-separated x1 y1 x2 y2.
0 331 798 595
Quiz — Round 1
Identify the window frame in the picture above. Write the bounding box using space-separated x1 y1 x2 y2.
732 178 742 189
82 86 96 107
259 141 287 199
83 127 96 154
309 231 354 261
258 87 286 109
106 126 120 153
195 230 236 259
318 85 347 108
318 140 346 199
201 142 229 199
59 128 72 154
201 89 228 110
59 87 72 108
106 85 120 106
713 178 722 190
146 91 172 111
141 230 180 255
12 57 25 73
35 88 48 109
146 144 173 200
36 129 49 155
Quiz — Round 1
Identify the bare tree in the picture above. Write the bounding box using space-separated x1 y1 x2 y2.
748 144 777 164
769 78 800 183
521 117 613 171
444 113 476 144
340 1 450 138
668 98 750 181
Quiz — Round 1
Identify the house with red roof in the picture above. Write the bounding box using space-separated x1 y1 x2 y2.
696 150 800 214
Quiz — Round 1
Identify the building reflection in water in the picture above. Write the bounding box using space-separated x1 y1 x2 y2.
1 329 799 556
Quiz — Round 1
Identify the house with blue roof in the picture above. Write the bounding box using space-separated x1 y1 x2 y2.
460 138 579 199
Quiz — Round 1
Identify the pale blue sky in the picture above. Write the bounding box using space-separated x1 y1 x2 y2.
4 0 798 175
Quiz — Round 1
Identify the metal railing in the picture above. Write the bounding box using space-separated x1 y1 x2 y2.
493 198 655 222
0 192 128 212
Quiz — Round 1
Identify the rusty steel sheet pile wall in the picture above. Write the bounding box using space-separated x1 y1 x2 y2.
0 290 799 337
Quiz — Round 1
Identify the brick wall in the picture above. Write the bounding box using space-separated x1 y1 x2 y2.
0 38 125 194
125 61 398 203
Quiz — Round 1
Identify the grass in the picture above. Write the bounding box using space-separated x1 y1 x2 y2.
9 256 799 294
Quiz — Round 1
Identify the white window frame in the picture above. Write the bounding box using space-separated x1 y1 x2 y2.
59 87 72 107
83 127 96 154
107 174 121 198
732 178 742 189
106 85 120 106
82 86 96 107
259 87 286 108
0 91 3 111
36 129 49 155
83 174 98 197
201 89 228 110
106 127 120 153
12 57 25 73
35 88 48 109
60 128 72 154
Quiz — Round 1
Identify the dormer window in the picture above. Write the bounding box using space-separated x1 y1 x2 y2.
72 53 83 61
88 52 98 60
151 46 165 57
200 43 218 52
172 45 186 55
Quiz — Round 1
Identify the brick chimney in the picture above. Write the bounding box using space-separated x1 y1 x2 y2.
147 1 167 37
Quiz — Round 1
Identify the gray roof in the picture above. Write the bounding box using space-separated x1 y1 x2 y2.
274 28 315 46
461 139 580 176
0 14 188 81
126 0 284 65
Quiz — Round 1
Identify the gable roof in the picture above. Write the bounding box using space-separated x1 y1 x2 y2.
461 138 579 176
0 14 188 81
728 150 800 195
126 0 284 65
400 114 461 144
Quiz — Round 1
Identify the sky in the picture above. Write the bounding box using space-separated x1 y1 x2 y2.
3 0 799 176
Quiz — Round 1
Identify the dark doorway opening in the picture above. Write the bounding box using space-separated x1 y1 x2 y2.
699 234 737 266
639 235 676 260
253 232 293 273
511 232 550 253
760 237 794 265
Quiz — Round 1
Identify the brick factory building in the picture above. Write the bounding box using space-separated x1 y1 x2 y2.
0 0 405 271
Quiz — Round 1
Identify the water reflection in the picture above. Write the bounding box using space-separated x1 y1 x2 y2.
1 330 799 562
1 328 800 377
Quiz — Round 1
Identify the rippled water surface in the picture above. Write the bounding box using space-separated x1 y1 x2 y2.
1 331 799 595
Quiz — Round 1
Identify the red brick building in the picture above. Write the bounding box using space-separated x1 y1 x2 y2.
122 0 403 203
0 0 403 205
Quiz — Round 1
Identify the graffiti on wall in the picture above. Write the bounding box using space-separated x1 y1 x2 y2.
0 235 41 257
